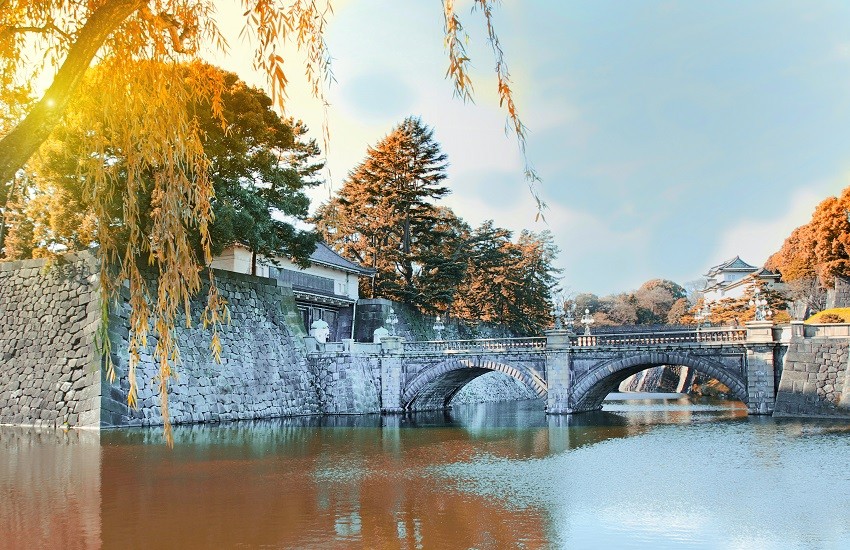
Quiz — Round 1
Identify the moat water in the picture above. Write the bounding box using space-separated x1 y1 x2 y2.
2 394 850 549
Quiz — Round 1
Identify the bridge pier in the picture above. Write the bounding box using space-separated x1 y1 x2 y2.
545 329 574 414
744 321 777 415
379 336 404 414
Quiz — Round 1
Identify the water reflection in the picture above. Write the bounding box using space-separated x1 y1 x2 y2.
1 395 849 548
0 428 101 549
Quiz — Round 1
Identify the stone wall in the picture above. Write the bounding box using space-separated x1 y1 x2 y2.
0 254 102 428
353 298 393 342
102 270 320 426
774 339 850 418
308 352 380 414
619 365 696 393
826 275 850 309
0 253 535 429
452 372 540 405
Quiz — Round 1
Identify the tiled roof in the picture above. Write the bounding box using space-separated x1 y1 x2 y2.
705 256 758 276
751 267 781 279
310 242 376 276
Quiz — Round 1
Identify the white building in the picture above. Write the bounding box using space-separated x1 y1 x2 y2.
701 256 781 304
211 243 375 341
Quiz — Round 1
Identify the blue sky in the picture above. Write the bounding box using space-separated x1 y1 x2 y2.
211 0 850 295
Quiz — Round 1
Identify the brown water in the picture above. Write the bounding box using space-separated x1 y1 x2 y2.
2 395 850 549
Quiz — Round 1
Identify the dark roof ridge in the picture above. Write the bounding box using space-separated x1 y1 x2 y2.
310 242 376 276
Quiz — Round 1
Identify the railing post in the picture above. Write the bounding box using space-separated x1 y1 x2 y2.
790 320 805 340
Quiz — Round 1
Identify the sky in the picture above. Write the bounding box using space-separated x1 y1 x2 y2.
208 0 850 296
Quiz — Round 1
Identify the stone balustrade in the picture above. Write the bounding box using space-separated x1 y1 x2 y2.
402 337 547 354
570 328 747 348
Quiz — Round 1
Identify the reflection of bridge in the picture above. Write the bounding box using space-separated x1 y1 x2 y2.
313 322 784 415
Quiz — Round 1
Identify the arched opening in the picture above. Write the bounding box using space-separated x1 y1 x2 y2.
619 365 697 393
571 352 748 413
402 359 547 412
618 365 739 401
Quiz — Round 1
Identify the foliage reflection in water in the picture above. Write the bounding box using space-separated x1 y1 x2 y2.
2 395 850 549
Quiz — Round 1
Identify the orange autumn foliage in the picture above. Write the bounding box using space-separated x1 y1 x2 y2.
766 186 850 286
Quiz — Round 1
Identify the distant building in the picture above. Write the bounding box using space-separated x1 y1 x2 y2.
211 243 375 341
702 256 781 304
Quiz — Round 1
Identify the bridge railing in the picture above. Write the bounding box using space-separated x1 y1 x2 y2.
570 328 747 347
402 337 547 353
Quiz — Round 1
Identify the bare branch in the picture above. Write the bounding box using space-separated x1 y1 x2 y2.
0 21 74 43
138 5 194 54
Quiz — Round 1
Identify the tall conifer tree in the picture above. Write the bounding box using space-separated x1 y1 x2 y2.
315 116 449 307
315 118 561 334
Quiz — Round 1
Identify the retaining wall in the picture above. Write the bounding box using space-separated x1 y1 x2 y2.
452 372 540 405
8 253 850 426
0 253 324 428
774 339 850 418
0 254 102 428
101 270 320 426
307 352 380 414
0 254 538 429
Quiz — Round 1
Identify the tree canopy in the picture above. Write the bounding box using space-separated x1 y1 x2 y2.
568 279 689 327
314 116 450 306
3 64 328 445
315 117 560 334
5 66 322 267
451 224 560 334
680 284 790 326
766 186 850 286
201 69 322 272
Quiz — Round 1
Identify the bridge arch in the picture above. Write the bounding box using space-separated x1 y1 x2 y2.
401 357 547 411
570 351 748 412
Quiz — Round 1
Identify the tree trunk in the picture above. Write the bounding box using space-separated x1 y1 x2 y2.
0 0 144 186
0 210 7 256
0 176 16 256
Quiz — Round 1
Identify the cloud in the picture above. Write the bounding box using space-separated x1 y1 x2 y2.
445 186 653 294
339 71 416 120
710 186 825 267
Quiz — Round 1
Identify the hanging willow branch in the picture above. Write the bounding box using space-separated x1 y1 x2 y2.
0 0 541 445
444 0 545 219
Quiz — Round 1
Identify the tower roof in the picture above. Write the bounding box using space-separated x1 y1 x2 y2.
704 256 758 277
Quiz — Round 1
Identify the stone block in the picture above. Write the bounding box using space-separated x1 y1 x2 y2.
77 409 99 427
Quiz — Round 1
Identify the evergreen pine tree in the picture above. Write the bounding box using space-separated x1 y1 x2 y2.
315 116 449 307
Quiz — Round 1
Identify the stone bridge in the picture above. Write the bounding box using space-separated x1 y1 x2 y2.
313 321 785 416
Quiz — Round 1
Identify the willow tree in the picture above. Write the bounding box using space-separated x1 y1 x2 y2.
0 0 538 443
7 66 322 269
